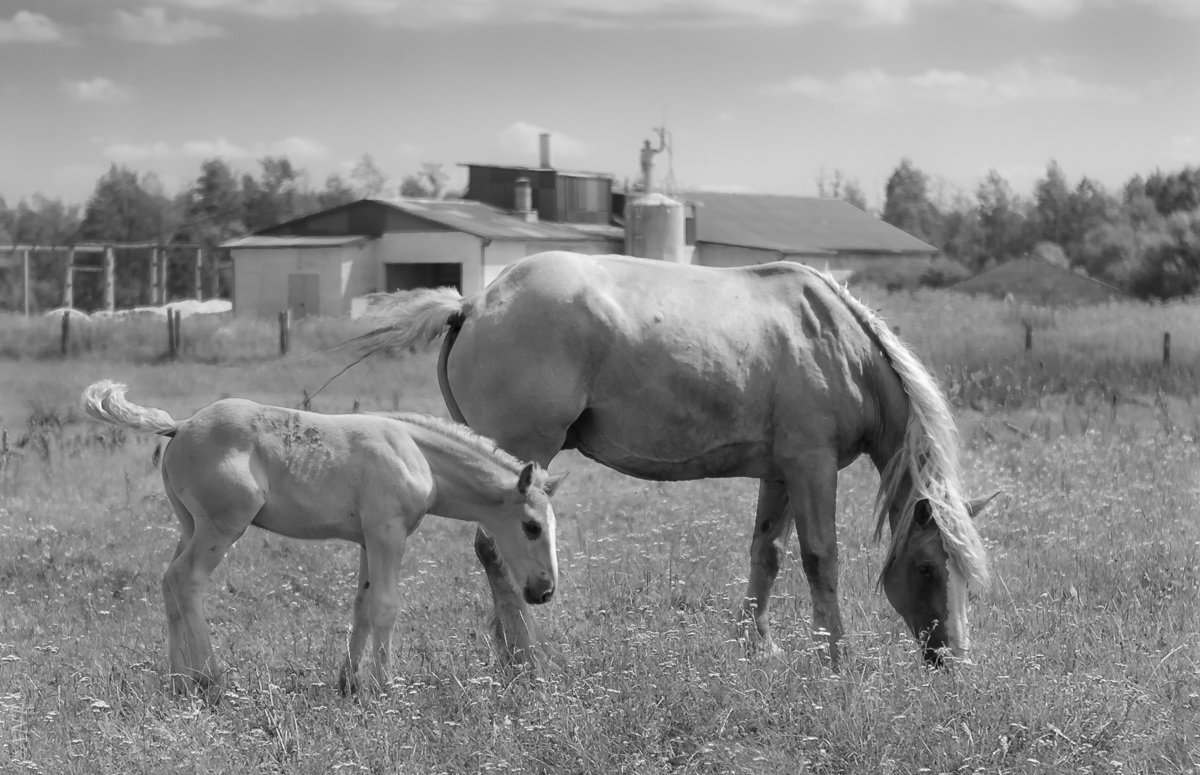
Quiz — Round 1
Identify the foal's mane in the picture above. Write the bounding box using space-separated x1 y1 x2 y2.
812 272 989 588
374 411 525 476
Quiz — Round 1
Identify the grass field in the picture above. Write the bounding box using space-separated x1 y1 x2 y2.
1 292 1198 774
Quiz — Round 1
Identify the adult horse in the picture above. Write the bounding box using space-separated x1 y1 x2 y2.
81 381 564 694
361 251 993 666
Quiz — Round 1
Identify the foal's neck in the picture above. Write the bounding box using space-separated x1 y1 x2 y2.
404 423 515 520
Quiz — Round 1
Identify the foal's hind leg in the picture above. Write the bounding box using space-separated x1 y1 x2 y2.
338 546 371 695
161 478 261 694
737 479 792 657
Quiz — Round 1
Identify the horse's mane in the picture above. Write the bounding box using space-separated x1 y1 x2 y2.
812 272 989 588
371 411 525 475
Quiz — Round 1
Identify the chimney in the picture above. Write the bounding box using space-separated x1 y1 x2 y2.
514 177 537 222
538 132 551 169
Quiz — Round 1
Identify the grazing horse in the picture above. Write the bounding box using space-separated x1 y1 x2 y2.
359 251 994 666
81 381 564 694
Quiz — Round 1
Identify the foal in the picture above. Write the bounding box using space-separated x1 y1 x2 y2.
82 381 564 694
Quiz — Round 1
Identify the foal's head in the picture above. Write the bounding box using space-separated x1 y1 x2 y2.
488 462 565 606
881 495 994 666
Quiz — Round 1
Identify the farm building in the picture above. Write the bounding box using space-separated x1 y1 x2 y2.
223 197 622 319
678 191 940 276
952 255 1126 306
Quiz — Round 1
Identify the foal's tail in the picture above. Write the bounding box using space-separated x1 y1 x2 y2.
81 381 179 437
342 286 467 356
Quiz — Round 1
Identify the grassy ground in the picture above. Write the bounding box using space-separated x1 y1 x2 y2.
1 296 1198 774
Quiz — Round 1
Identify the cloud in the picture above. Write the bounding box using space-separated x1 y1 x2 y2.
112 7 224 44
764 59 1137 109
499 122 589 163
104 141 173 162
64 77 133 104
181 137 250 158
0 10 63 43
268 136 327 159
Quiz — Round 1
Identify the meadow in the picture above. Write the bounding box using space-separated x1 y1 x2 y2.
0 290 1197 774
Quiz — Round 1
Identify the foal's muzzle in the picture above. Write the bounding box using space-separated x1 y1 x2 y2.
523 576 555 605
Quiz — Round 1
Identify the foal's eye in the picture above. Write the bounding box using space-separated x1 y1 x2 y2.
523 521 542 540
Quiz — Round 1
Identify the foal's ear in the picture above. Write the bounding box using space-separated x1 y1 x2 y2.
517 462 536 495
914 499 934 528
966 490 1001 519
544 470 569 497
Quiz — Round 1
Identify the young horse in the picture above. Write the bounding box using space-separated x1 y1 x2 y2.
81 381 564 694
355 251 996 668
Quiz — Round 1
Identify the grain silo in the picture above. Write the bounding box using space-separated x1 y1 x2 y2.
625 193 688 263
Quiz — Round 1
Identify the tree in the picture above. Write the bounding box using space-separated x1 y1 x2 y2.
79 165 167 243
882 158 941 246
1032 160 1074 249
938 190 986 269
399 162 449 199
243 156 301 231
350 154 389 198
1144 166 1200 216
186 158 244 246
816 168 868 211
318 174 357 209
1126 210 1200 299
975 169 1028 264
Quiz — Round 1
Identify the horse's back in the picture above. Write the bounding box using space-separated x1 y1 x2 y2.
447 252 878 479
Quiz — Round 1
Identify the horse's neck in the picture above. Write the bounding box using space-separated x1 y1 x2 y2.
865 362 916 531
405 425 511 519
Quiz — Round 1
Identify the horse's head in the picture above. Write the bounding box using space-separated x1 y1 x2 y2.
881 494 995 666
488 462 565 606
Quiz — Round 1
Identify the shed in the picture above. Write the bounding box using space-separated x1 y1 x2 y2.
223 198 622 319
680 192 940 278
952 256 1126 306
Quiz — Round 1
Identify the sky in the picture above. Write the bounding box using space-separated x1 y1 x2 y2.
1 0 1198 210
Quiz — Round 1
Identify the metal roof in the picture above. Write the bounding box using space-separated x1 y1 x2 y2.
369 199 617 242
458 163 615 179
682 192 940 255
221 235 373 249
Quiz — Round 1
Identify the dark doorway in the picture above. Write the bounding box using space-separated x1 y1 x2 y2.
385 263 462 293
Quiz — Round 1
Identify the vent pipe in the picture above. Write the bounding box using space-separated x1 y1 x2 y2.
538 133 551 168
514 177 537 222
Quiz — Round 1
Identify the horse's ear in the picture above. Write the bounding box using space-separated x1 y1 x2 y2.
517 463 536 495
966 490 1001 519
914 499 934 528
544 470 569 497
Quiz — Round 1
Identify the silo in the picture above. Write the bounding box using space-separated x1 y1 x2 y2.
625 193 687 263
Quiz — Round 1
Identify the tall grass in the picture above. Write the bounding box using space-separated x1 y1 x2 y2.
0 290 1197 773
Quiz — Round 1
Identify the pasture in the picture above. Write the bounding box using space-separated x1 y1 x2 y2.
0 289 1198 774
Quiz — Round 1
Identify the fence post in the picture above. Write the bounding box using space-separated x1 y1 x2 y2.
167 309 177 359
2 428 7 454
22 248 30 317
61 310 70 355
301 390 311 411
173 309 182 355
63 248 75 309
279 310 291 356
103 246 115 312
194 248 203 300
1163 332 1171 366
1024 322 1033 352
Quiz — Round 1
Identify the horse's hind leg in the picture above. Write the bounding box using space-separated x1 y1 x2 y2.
161 477 261 695
338 546 371 695
737 479 792 657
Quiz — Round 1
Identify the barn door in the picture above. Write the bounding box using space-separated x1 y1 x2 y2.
288 273 320 319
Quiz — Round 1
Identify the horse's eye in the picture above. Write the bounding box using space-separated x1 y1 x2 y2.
918 564 936 578
523 521 542 540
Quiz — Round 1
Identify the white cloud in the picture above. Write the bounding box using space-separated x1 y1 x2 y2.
113 7 224 44
104 141 173 162
764 59 1137 109
398 141 424 156
267 136 327 159
181 137 250 158
64 77 133 104
499 122 589 163
0 10 63 43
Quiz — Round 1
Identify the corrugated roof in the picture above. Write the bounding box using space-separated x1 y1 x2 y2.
458 163 615 179
369 198 616 242
682 192 939 255
221 235 373 249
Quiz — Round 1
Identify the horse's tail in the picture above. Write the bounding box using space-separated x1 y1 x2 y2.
81 381 179 437
342 286 467 356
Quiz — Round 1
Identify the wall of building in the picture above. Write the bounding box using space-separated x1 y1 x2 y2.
375 231 484 294
233 244 370 318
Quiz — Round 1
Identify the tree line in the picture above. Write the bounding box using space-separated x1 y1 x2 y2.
0 155 449 311
3 154 1199 311
868 159 1200 299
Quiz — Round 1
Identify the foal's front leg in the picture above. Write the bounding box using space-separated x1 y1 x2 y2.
361 524 407 691
338 547 372 695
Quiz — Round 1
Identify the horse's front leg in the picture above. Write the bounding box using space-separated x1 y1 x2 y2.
785 456 845 668
338 546 372 695
474 526 543 665
737 479 792 657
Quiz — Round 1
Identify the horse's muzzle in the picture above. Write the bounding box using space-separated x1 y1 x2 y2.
524 579 555 605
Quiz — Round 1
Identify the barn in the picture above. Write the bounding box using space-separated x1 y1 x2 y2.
679 191 940 277
223 197 622 319
952 255 1126 306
